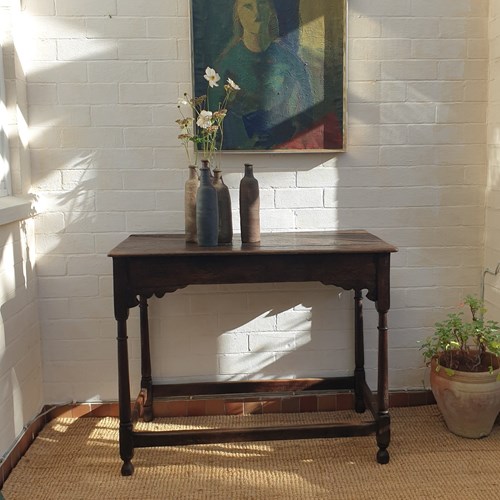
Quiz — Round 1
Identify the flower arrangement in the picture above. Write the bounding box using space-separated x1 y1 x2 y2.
176 66 240 167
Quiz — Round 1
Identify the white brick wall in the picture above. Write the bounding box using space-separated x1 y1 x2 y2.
0 220 43 448
0 1 43 458
485 1 500 319
4 0 488 410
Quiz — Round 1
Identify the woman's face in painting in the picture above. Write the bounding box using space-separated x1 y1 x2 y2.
236 0 273 35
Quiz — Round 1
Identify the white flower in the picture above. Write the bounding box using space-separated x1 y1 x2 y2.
204 67 220 88
227 78 240 91
196 109 213 129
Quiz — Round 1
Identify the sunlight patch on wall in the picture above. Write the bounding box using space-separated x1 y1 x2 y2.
0 321 5 353
0 232 16 302
487 127 500 191
15 104 29 147
11 367 23 436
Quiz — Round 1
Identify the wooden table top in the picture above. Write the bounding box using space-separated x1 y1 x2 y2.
108 231 397 258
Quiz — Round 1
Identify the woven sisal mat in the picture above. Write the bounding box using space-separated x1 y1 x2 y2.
2 405 499 499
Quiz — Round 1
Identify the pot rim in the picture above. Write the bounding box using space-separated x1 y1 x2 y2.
431 355 500 382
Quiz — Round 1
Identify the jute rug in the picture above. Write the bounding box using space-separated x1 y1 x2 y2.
2 405 499 499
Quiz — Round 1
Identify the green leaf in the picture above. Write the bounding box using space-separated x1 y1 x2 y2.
444 368 455 377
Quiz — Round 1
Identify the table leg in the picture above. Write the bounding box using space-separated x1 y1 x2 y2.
139 296 153 422
354 290 366 413
117 318 134 476
376 307 390 464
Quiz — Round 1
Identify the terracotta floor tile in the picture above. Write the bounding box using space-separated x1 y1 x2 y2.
299 396 318 413
336 393 354 410
318 395 337 412
205 399 225 416
262 399 282 413
187 400 206 416
389 392 409 408
244 401 262 415
281 397 300 413
225 401 244 415
165 400 188 417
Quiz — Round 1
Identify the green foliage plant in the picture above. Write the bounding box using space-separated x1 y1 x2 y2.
420 295 500 375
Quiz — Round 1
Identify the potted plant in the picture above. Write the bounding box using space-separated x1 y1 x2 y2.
420 295 500 438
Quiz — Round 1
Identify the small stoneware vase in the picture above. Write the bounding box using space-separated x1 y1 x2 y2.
196 160 218 247
213 168 233 245
184 165 199 243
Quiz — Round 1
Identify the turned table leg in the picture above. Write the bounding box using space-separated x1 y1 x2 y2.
375 253 391 464
376 306 390 464
139 296 153 422
354 290 366 413
117 318 134 476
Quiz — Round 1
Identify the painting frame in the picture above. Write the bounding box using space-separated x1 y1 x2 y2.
189 0 347 153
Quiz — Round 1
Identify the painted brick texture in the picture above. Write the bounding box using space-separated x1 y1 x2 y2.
16 0 491 404
485 2 500 318
0 1 44 458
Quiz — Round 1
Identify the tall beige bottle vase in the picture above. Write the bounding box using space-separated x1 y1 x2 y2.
213 168 233 245
239 163 260 243
184 164 199 243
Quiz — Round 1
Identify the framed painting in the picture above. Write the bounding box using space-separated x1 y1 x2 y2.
190 0 346 152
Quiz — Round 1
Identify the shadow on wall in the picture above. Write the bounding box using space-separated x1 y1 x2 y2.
0 216 43 454
148 285 357 384
0 6 43 455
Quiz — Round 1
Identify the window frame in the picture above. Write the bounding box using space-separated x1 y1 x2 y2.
0 41 12 198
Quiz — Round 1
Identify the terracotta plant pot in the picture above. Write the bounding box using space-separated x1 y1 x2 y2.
430 355 500 438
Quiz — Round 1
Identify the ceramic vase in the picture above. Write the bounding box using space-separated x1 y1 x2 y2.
239 163 260 244
184 165 199 243
213 168 233 246
196 160 218 247
430 355 500 438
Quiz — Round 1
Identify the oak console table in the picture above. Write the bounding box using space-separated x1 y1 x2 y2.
109 231 397 475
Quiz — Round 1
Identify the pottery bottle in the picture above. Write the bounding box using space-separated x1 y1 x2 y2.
196 160 218 247
213 168 233 245
184 165 199 243
239 163 260 243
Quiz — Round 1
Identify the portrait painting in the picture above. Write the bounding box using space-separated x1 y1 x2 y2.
190 0 346 152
